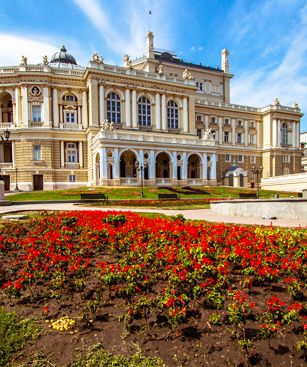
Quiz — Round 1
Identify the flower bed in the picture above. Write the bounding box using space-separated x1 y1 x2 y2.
0 211 306 366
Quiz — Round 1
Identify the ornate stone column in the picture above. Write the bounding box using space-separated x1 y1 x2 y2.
231 119 236 146
172 152 177 181
21 85 29 127
244 120 248 146
202 153 207 181
125 89 131 128
149 150 155 180
218 117 223 144
182 152 187 180
82 90 88 129
43 87 50 127
79 142 83 168
52 88 59 128
183 97 188 132
14 87 20 126
60 141 65 167
132 89 137 129
161 94 167 130
99 84 105 125
155 93 161 130
211 154 217 181
100 147 108 183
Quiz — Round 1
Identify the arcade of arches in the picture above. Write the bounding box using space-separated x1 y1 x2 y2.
93 148 218 186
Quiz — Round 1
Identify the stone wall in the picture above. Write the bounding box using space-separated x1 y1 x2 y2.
261 172 307 192
211 198 307 220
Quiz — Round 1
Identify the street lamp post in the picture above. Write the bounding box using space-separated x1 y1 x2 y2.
14 167 19 191
251 165 263 199
135 161 147 198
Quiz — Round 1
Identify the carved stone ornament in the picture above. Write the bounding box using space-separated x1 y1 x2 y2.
21 55 27 65
123 54 132 67
182 68 194 80
202 128 215 141
30 86 41 96
43 55 48 65
293 102 300 109
92 52 104 64
101 119 114 131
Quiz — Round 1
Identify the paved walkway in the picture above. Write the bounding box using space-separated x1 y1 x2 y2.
0 202 306 227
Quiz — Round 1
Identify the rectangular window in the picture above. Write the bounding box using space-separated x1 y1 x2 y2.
33 145 41 161
197 129 202 138
225 154 231 162
249 121 255 128
32 105 41 122
196 115 202 122
224 118 230 125
237 120 243 127
69 174 76 182
237 132 242 144
210 116 216 124
66 143 78 163
249 134 255 145
65 112 76 123
238 155 244 163
250 156 256 164
224 131 229 143
283 155 290 163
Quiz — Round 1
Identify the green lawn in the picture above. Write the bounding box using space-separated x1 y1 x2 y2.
7 185 299 202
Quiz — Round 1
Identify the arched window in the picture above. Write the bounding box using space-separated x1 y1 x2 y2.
106 92 121 123
167 100 179 129
281 122 288 145
63 94 77 102
138 97 151 126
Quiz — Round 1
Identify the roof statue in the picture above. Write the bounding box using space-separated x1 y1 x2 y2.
157 63 164 75
91 52 104 64
21 56 27 65
274 98 281 106
43 55 48 65
123 54 132 67
293 102 300 109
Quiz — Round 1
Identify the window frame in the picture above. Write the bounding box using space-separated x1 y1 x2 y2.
138 96 151 127
32 105 42 122
167 100 179 129
106 92 121 124
33 145 42 161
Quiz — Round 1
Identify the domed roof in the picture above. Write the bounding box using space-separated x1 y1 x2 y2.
50 46 77 65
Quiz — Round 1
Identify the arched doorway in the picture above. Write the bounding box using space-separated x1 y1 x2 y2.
229 174 234 187
156 152 171 178
108 164 113 179
239 174 244 187
120 150 137 178
0 92 13 124
95 153 100 186
188 154 201 179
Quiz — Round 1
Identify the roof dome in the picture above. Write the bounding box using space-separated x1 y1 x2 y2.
50 46 77 65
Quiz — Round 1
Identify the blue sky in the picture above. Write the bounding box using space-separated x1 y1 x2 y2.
0 0 306 129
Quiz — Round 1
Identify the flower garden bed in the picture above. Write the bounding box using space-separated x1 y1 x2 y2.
0 211 306 366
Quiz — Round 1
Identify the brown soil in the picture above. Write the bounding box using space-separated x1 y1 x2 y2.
2 273 306 367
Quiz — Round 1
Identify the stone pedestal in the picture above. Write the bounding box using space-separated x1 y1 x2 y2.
0 181 12 206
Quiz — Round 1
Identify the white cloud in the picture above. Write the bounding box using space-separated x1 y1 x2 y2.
73 0 172 61
0 33 59 66
231 3 307 129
